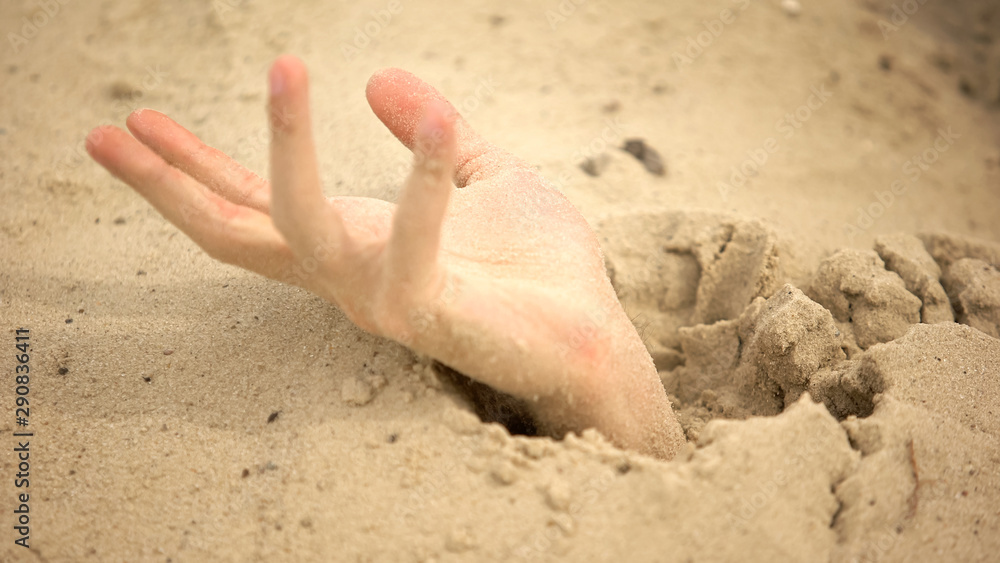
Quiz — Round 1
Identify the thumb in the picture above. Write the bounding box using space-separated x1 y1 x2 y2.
366 68 503 187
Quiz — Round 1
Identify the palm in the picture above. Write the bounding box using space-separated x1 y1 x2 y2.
324 161 612 401
86 57 682 458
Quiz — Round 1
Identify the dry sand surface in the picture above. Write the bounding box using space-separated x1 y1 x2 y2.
2 0 1000 561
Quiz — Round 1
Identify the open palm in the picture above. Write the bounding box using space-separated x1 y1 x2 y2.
86 56 683 459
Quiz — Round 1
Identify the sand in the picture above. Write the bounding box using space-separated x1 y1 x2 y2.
2 0 999 561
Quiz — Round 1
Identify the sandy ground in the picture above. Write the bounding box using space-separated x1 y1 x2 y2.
2 0 999 561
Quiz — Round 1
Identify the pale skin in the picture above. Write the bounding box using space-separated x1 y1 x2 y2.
86 56 685 460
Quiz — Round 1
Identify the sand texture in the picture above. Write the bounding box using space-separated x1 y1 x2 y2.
2 0 1000 561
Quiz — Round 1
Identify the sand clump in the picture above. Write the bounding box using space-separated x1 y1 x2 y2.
597 209 785 371
874 234 954 324
734 285 846 414
594 209 1000 561
941 258 1000 339
665 284 846 430
906 231 1000 339
918 232 1000 269
806 249 923 351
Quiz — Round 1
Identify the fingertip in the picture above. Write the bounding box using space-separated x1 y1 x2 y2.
365 68 388 97
85 125 117 156
127 107 148 123
420 100 456 139
365 67 410 100
269 55 308 99
268 55 310 133
427 99 454 125
125 108 156 136
268 62 286 98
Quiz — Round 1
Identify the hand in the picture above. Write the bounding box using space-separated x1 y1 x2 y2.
86 55 684 459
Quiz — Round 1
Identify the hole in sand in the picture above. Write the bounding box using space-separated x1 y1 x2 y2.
433 362 539 437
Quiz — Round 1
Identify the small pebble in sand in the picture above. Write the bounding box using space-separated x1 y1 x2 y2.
108 80 141 100
621 138 666 176
490 459 518 485
442 406 483 435
549 513 576 535
579 153 610 177
544 478 573 511
341 376 376 406
163 349 174 355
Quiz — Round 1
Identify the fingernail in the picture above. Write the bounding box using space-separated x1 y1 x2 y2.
269 65 285 97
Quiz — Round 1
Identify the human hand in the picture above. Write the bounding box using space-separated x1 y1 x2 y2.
86 56 684 459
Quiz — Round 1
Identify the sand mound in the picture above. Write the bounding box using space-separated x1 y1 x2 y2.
834 324 1000 562
572 396 858 562
590 209 999 561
